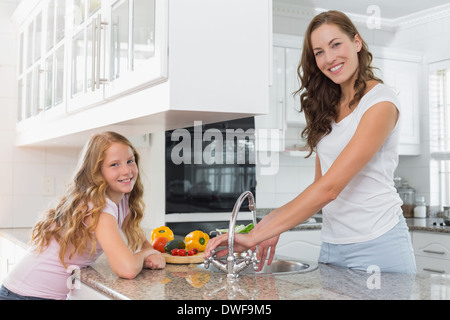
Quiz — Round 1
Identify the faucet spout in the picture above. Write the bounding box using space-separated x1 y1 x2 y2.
203 191 259 279
227 191 256 259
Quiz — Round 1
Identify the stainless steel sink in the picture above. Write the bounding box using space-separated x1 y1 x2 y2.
197 256 318 276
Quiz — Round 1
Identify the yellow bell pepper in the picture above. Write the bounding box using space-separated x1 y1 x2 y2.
185 230 210 252
151 226 174 243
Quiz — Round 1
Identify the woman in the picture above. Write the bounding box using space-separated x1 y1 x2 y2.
0 132 165 300
205 11 416 274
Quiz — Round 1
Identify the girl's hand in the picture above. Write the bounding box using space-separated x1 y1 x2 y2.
143 252 166 270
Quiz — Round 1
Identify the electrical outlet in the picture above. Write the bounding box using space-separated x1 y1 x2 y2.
42 176 55 196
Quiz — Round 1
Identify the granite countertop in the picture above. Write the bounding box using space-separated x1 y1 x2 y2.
77 252 450 300
1 218 450 300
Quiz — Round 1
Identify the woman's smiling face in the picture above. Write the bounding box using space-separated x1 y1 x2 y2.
100 142 138 204
311 23 362 86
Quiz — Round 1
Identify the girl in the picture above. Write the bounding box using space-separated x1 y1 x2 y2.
205 11 416 274
0 131 165 300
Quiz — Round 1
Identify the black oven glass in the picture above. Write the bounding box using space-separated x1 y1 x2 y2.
165 117 256 213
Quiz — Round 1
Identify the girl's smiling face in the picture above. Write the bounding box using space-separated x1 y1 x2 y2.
101 142 138 204
311 23 362 86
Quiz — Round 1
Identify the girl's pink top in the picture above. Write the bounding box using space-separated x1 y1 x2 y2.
2 196 129 300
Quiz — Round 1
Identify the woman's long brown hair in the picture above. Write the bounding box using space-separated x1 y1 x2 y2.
30 132 146 268
294 10 382 157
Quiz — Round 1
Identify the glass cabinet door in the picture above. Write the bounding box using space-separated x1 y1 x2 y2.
18 9 44 122
110 0 130 81
67 0 106 112
42 0 66 113
104 0 167 99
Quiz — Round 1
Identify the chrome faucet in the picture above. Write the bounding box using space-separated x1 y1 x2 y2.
204 191 260 280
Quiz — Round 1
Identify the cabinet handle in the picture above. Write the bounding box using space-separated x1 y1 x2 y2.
91 16 97 92
422 268 446 274
6 258 13 274
96 14 109 89
423 249 445 255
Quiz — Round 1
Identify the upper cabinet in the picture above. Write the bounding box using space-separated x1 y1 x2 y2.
255 34 305 152
12 0 272 147
67 0 167 113
371 48 422 155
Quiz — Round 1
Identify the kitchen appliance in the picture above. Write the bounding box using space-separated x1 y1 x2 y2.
165 117 256 235
443 206 450 225
414 196 427 218
397 180 415 218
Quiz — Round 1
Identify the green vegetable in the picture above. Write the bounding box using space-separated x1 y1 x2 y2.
216 222 254 234
164 239 185 253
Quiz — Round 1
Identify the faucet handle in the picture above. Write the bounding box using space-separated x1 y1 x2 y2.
203 249 216 269
251 252 260 271
243 249 260 271
244 249 253 265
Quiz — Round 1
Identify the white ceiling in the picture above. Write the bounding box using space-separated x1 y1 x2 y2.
274 0 450 20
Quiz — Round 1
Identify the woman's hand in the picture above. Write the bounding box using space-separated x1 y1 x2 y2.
254 234 279 271
204 232 254 259
143 251 166 270
251 214 279 270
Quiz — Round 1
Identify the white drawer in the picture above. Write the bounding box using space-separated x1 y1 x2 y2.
412 232 450 260
276 230 322 262
415 255 450 274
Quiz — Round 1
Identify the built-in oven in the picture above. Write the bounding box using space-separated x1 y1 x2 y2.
165 117 256 235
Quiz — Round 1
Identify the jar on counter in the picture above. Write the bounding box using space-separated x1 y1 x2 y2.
397 180 415 218
413 196 427 218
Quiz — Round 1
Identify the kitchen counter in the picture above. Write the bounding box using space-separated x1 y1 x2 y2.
1 218 450 300
77 252 449 300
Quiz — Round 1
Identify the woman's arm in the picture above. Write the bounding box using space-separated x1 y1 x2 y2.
95 212 158 279
205 101 398 255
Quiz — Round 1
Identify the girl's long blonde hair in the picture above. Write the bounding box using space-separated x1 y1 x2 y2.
295 10 382 157
30 131 146 268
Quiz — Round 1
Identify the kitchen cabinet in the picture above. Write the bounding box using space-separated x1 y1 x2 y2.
276 229 322 262
0 237 27 283
411 231 450 274
67 0 166 113
372 48 422 155
12 0 272 147
255 34 306 153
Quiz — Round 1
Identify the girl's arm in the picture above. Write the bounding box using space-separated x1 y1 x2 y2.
205 100 398 255
95 212 159 279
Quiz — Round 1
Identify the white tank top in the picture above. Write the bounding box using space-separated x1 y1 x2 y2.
317 84 403 244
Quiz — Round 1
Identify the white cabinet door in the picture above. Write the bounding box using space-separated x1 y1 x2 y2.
0 238 14 283
67 0 167 112
67 1 107 112
103 0 168 100
412 232 450 259
285 47 306 127
412 231 450 274
255 46 285 152
0 237 27 283
276 230 322 262
372 54 421 155
415 255 450 274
